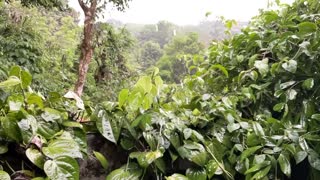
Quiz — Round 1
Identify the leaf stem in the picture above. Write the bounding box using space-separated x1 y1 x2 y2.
5 160 15 174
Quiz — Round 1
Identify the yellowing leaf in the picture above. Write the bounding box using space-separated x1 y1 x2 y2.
93 151 109 169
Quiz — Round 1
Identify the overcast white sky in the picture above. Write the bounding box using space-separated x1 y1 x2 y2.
69 0 295 25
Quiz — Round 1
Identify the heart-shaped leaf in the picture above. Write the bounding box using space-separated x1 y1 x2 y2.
26 148 45 169
282 60 297 73
0 170 10 180
42 139 82 159
44 156 79 180
106 163 142 180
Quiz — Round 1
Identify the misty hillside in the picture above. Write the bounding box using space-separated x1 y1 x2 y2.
106 19 248 46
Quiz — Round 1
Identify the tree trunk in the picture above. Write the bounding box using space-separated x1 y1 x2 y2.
74 0 97 96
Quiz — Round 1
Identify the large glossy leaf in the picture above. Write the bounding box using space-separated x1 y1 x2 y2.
245 161 270 174
106 169 133 180
26 148 45 169
0 76 21 88
1 116 21 142
302 78 314 90
205 160 219 178
136 76 152 94
254 58 269 77
298 22 317 34
240 146 262 162
227 123 240 133
155 76 164 91
308 150 320 171
155 158 166 173
27 93 44 109
280 81 295 89
186 168 206 180
106 163 142 180
63 91 84 110
166 174 189 180
42 139 82 159
273 103 285 112
21 70 32 88
143 132 157 150
294 151 307 164
178 142 208 166
278 154 291 177
37 120 60 139
70 128 87 154
8 95 23 111
62 121 83 129
251 165 271 180
96 110 120 143
311 114 320 121
191 151 209 167
210 64 229 77
163 129 181 149
18 115 38 144
44 156 79 180
129 150 163 168
9 66 21 77
252 122 265 137
0 170 10 180
118 89 129 108
282 60 297 73
127 92 143 111
142 94 153 110
41 108 61 122
287 89 297 100
206 140 226 162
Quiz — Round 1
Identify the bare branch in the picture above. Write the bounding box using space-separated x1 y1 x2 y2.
89 0 98 13
78 0 88 11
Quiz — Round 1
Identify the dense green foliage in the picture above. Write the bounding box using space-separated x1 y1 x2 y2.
0 66 87 180
100 0 320 179
5 0 67 10
87 22 137 102
157 32 205 82
137 21 176 48
1 0 320 180
0 2 81 92
140 41 163 70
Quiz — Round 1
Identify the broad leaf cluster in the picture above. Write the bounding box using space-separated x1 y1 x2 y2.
0 66 87 179
93 0 320 179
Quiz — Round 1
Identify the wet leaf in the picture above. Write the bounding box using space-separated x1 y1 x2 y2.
251 165 271 180
42 139 82 159
106 163 142 180
278 154 291 177
166 174 189 180
294 151 308 164
302 78 314 90
26 148 45 169
129 150 163 168
240 146 262 162
186 168 207 180
44 156 79 180
282 60 297 73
